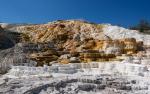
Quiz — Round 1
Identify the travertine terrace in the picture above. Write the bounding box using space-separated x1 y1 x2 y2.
0 20 150 94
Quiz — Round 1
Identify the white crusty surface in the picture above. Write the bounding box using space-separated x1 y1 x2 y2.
103 24 150 45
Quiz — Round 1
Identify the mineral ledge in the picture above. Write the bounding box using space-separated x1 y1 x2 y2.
0 20 150 94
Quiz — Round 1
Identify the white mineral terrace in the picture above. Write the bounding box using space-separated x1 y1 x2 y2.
4 61 150 78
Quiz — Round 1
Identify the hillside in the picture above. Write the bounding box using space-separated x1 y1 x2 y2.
0 20 149 73
0 20 150 94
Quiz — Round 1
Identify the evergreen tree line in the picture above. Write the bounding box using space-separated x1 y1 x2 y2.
129 20 150 33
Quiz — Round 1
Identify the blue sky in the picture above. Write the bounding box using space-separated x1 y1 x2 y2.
0 0 150 27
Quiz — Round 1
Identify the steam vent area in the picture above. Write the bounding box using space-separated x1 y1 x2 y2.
1 20 150 94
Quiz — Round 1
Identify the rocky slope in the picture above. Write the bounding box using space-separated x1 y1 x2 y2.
0 26 17 50
103 24 150 45
0 20 149 72
0 20 150 94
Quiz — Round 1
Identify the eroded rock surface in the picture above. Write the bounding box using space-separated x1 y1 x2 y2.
0 20 150 94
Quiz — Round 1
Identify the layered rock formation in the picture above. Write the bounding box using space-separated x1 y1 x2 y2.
30 50 58 66
0 20 148 73
0 42 56 73
103 24 150 45
0 20 150 94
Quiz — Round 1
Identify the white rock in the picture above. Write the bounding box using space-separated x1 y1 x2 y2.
103 24 150 45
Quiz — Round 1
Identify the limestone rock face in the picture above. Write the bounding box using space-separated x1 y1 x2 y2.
16 20 104 42
80 50 116 62
103 24 150 45
9 20 143 55
103 38 139 55
79 38 142 62
13 20 106 52
0 42 57 73
102 40 124 56
0 20 147 67
30 50 58 66
122 38 137 54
